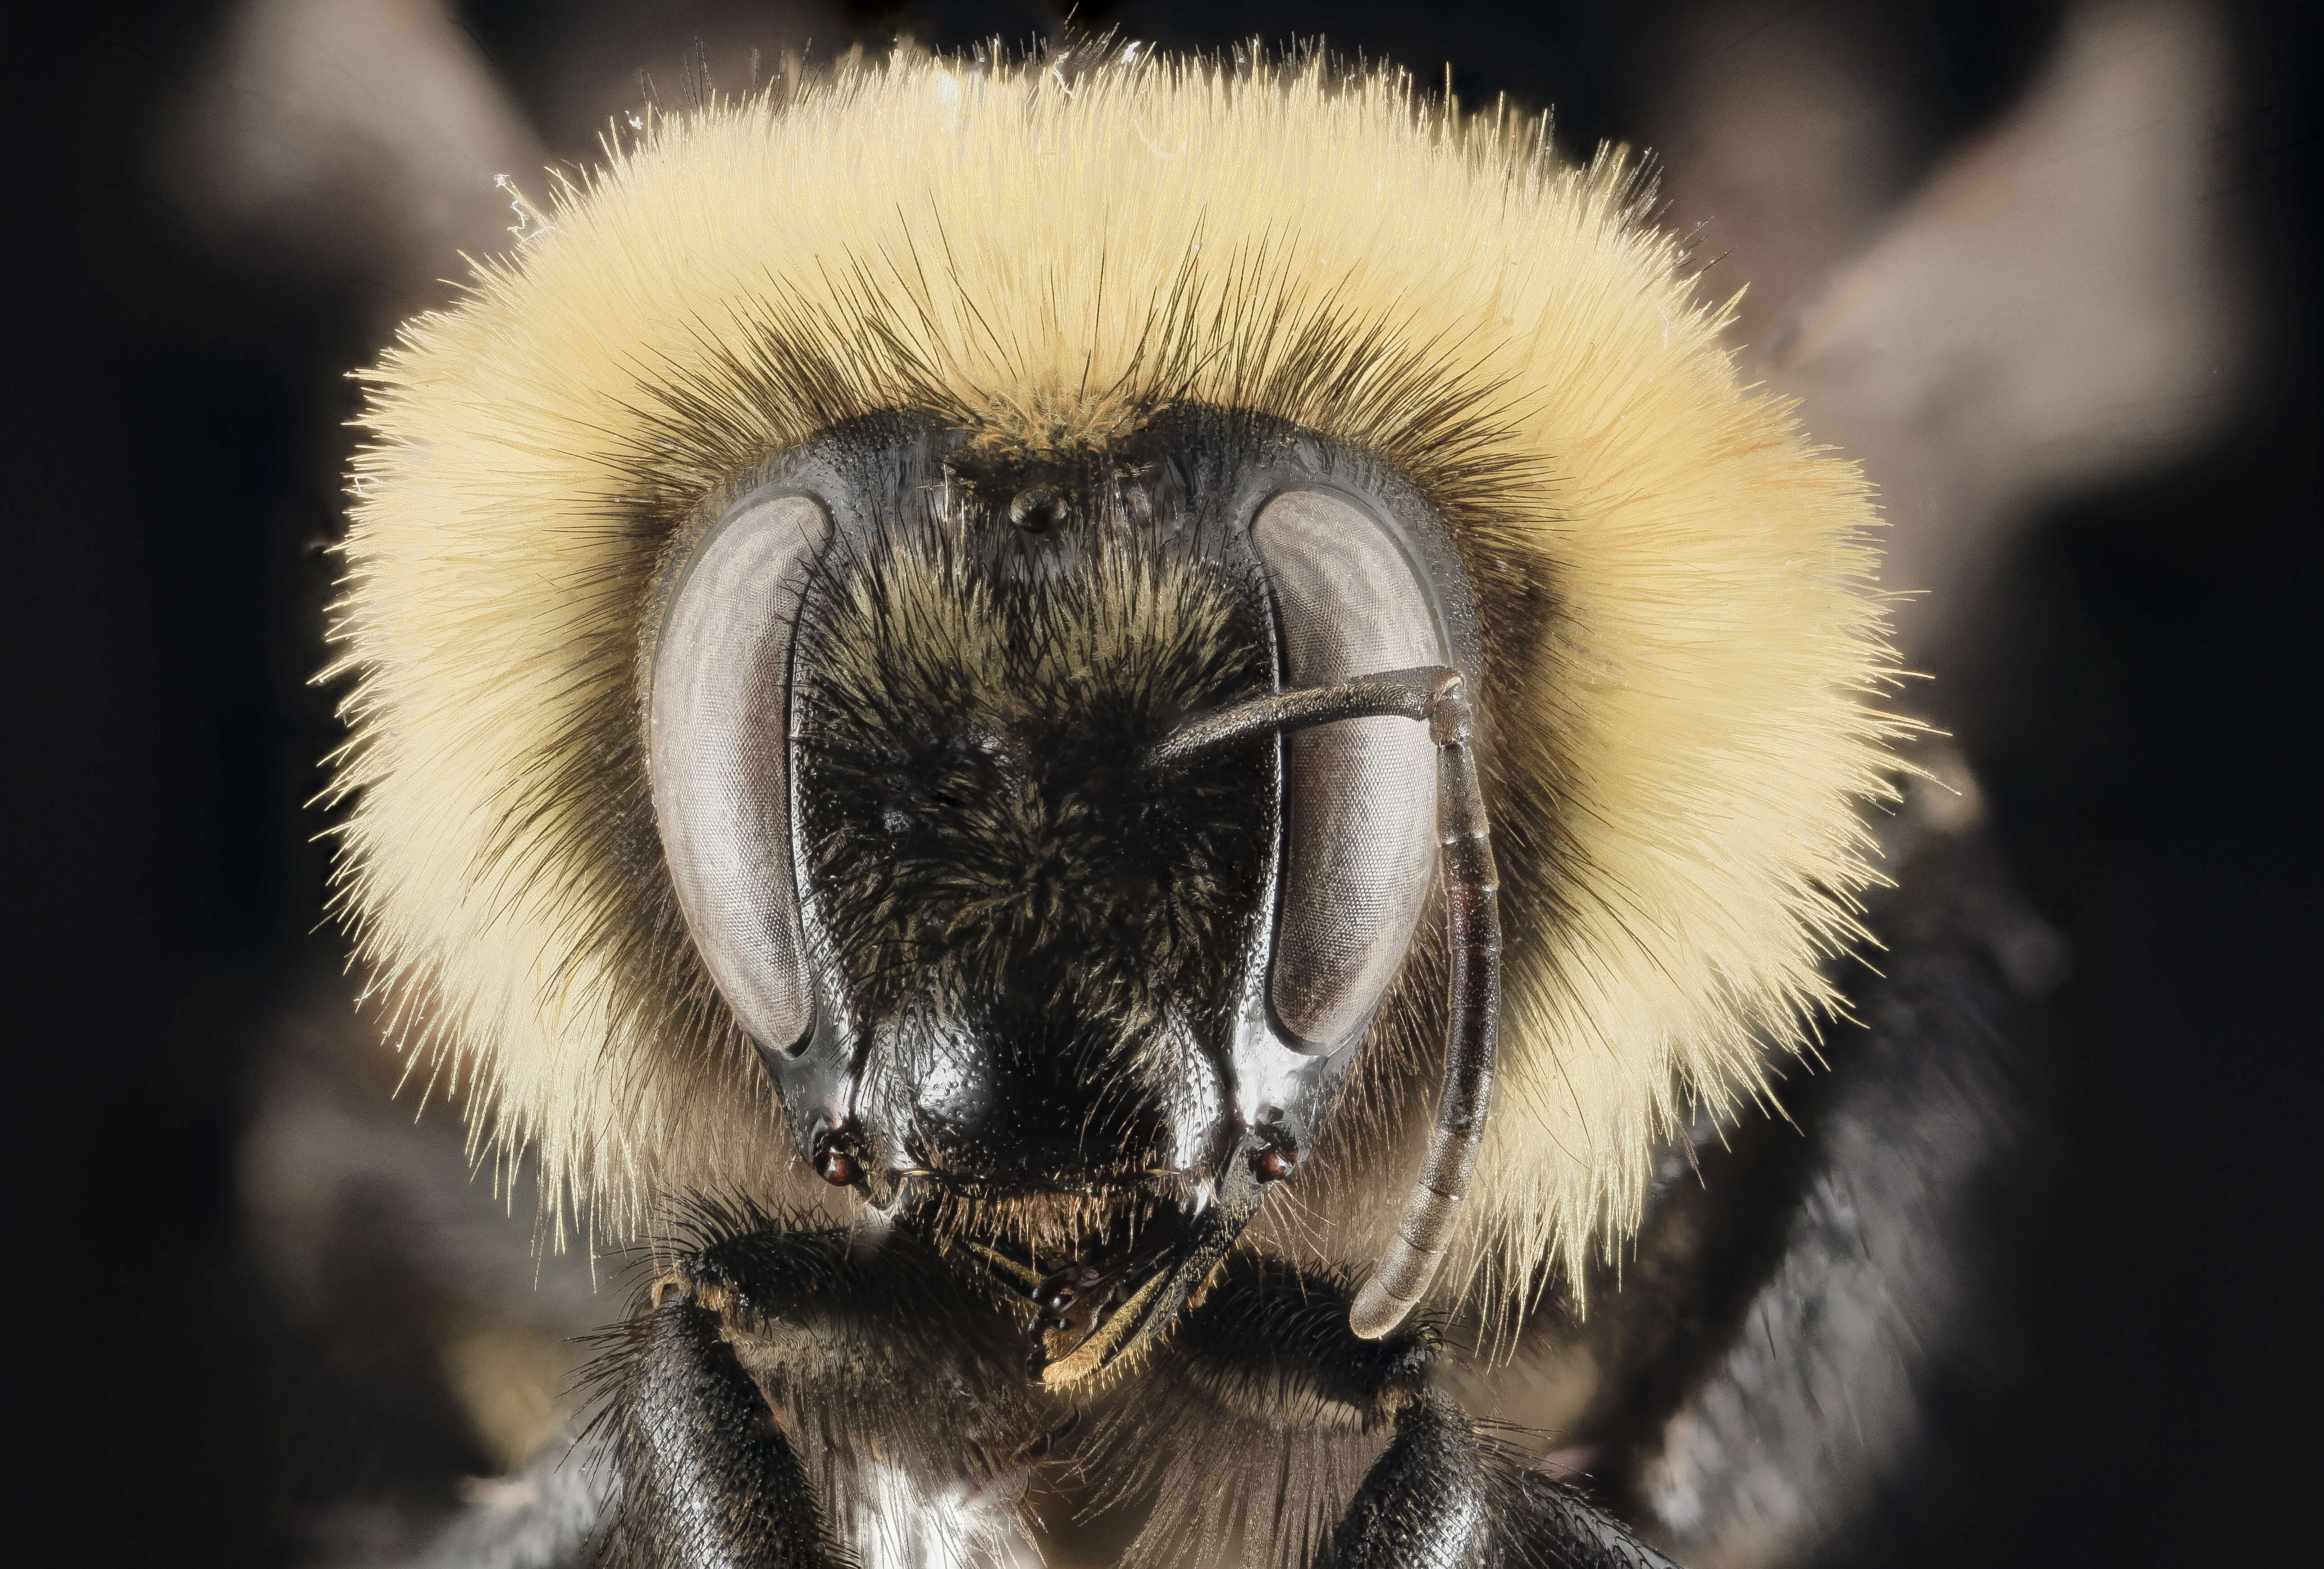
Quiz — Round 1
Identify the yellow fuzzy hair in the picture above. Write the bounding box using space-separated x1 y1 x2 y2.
325 47 1900 1310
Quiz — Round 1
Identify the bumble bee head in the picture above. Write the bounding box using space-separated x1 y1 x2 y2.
643 407 1482 1377
327 48 1896 1385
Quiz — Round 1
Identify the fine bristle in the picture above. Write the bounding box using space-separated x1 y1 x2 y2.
325 45 1901 1319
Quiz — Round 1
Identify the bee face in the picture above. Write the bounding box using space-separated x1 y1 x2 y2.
645 407 1481 1375
336 59 1898 1409
793 456 1273 1193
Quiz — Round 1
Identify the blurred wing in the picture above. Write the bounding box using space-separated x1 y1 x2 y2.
1769 0 2246 666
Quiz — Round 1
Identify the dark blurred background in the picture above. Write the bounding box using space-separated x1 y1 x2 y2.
8 1 2315 1563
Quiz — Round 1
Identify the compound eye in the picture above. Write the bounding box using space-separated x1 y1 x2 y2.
1250 489 1448 1053
648 491 829 1058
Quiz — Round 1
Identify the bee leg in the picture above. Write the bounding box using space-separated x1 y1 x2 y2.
1178 1259 1680 1569
594 1286 838 1569
1328 1389 1491 1569
1328 1389 1687 1569
591 1222 1040 1569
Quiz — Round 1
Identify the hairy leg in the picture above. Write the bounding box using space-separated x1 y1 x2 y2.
590 1217 1040 1569
596 1291 838 1569
1169 1257 1682 1569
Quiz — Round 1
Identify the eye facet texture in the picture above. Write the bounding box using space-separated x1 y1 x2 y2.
1252 488 1448 1052
649 490 829 1057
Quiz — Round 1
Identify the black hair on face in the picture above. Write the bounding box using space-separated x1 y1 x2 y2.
792 530 1273 1046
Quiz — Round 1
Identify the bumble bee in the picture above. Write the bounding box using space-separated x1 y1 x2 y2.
325 45 1905 1569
